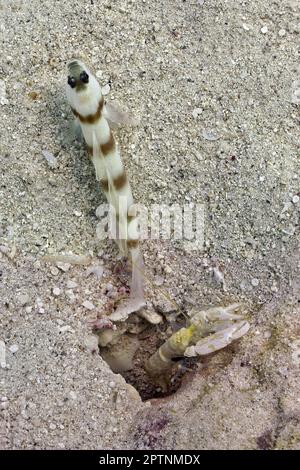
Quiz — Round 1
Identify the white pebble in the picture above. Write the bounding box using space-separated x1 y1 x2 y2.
192 108 202 119
154 276 164 287
82 300 95 310
53 287 61 296
17 293 29 306
251 278 259 287
261 26 268 34
59 325 74 334
1 397 8 402
65 290 76 302
213 267 225 285
84 335 99 353
108 381 116 389
202 129 219 141
292 195 299 204
69 391 77 400
164 266 172 275
101 83 110 95
9 344 19 354
138 309 163 325
50 266 59 276
0 341 6 369
0 79 8 105
66 280 78 289
242 23 250 31
49 423 56 431
42 150 58 169
56 262 71 272
278 29 286 37
86 265 104 280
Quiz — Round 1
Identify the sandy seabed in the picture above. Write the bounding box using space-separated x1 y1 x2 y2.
0 0 299 450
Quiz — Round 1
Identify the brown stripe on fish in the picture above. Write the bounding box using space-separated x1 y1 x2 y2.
87 144 93 157
127 214 136 223
113 172 127 190
127 239 139 249
100 179 109 192
100 171 127 193
100 132 116 156
71 96 104 124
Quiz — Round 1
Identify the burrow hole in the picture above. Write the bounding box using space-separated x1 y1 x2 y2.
97 316 199 401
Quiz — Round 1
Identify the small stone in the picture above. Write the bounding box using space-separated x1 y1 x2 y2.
0 79 8 105
53 287 61 296
242 23 250 31
74 210 82 217
86 265 104 280
202 129 219 141
9 344 19 354
59 325 74 334
82 300 95 310
278 29 286 37
164 265 172 275
66 290 76 302
66 280 78 289
292 195 299 204
49 423 56 431
251 278 259 287
97 329 115 347
261 25 268 34
84 335 99 353
138 308 163 325
108 381 116 389
0 402 8 410
0 245 9 255
0 341 6 369
154 276 164 286
1 397 8 402
56 262 71 272
101 83 110 95
25 306 32 314
50 266 59 276
17 293 29 306
153 299 176 315
69 391 77 400
42 150 58 169
192 108 202 119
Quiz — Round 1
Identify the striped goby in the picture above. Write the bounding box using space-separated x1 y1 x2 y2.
66 59 145 320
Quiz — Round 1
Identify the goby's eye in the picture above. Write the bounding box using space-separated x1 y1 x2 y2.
68 76 76 88
80 71 89 84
